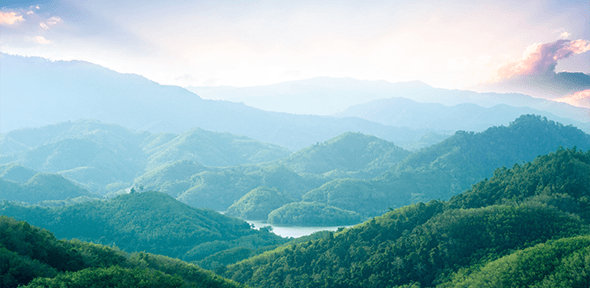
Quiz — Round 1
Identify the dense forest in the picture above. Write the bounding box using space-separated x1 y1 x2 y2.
219 148 590 287
0 192 288 263
2 114 590 287
303 115 590 216
0 216 247 288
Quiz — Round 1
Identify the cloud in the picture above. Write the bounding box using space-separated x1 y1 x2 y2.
0 11 25 25
554 89 590 109
40 16 61 29
497 39 590 80
560 31 570 39
32 36 52 44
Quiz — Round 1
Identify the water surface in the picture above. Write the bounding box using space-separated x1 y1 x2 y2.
246 220 355 238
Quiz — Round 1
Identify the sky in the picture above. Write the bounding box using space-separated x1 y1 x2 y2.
1 0 589 90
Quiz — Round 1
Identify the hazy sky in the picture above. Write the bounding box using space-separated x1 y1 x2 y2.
1 0 588 89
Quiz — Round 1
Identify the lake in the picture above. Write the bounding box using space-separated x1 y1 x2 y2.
246 220 355 238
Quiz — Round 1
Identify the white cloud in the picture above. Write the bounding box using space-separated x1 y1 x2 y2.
0 11 25 25
40 23 49 29
32 36 52 44
560 31 570 39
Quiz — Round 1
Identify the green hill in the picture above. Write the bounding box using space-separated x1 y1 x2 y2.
226 187 294 220
275 132 410 177
169 165 331 211
0 191 287 262
219 148 590 287
0 216 246 288
0 163 37 183
132 160 209 197
267 202 362 226
304 115 590 216
440 235 590 287
142 133 409 214
145 128 291 170
0 173 94 204
0 120 293 195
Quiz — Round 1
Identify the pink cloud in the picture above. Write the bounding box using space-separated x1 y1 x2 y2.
32 36 52 44
554 89 590 109
498 39 590 80
0 11 24 25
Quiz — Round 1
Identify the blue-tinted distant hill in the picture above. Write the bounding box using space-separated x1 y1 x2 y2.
0 120 294 194
337 97 589 133
188 76 590 126
1 53 435 150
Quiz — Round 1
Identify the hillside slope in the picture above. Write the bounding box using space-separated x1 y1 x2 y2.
0 191 287 262
304 115 590 216
220 148 590 288
0 216 247 288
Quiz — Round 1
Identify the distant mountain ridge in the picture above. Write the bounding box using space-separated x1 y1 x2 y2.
1 53 437 150
337 97 589 133
188 76 590 126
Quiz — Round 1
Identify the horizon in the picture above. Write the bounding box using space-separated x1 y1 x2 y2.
1 1 588 92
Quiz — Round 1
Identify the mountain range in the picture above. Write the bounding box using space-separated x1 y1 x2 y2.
188 76 590 128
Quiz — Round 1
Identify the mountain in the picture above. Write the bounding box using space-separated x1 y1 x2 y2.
0 163 37 183
134 132 411 213
303 115 590 216
441 235 590 287
0 172 94 204
0 191 287 262
145 128 291 170
220 148 590 288
0 54 436 150
225 187 294 221
267 202 362 226
338 98 589 133
273 132 411 177
478 71 590 100
0 119 293 194
188 76 590 125
0 216 246 288
188 78 433 115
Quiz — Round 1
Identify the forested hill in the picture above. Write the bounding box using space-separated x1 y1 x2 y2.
0 169 95 204
272 132 411 177
220 148 590 287
303 115 590 216
0 191 287 263
0 119 292 194
0 216 247 288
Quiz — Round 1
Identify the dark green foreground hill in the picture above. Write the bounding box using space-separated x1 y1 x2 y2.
220 148 590 288
0 191 287 263
0 216 247 288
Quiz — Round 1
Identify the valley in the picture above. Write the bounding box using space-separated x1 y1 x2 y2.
2 50 590 287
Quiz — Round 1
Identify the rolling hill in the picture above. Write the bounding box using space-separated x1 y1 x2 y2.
220 147 590 288
0 215 247 288
303 115 590 216
0 191 287 263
